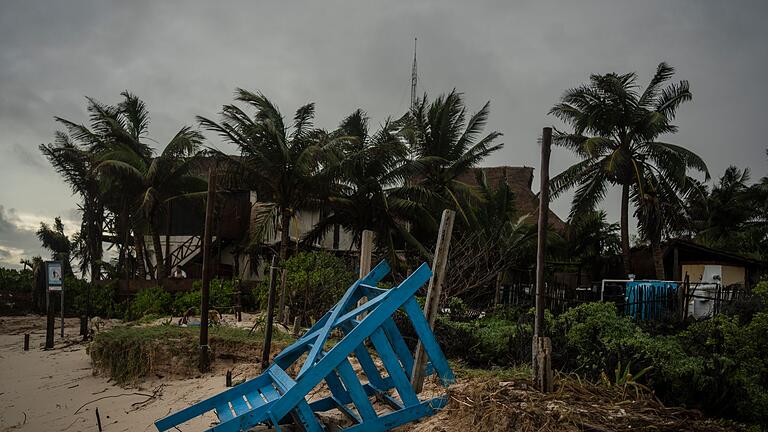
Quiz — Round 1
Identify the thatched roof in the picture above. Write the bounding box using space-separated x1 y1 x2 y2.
456 166 568 234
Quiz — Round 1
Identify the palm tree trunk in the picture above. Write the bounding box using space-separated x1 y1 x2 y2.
620 183 632 276
652 240 665 280
152 226 165 283
135 233 147 279
117 205 128 277
279 207 291 261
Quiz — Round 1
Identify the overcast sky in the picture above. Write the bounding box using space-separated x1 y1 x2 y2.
1 0 767 269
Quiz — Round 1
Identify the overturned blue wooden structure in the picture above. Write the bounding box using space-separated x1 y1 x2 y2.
155 261 454 432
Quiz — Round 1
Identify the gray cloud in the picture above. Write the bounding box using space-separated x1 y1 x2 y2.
1 0 767 265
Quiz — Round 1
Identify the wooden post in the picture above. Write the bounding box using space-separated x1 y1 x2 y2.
292 316 301 337
199 166 217 373
283 307 290 327
359 230 374 278
24 334 29 351
96 407 103 432
45 288 54 349
356 230 374 317
261 256 279 370
533 127 553 393
277 269 287 323
411 209 455 393
60 290 65 338
493 272 503 307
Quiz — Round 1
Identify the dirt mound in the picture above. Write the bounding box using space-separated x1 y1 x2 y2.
409 377 742 432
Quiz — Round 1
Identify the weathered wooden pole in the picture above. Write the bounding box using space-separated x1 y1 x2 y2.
494 272 503 307
199 166 217 373
261 256 279 370
356 230 374 318
411 209 455 393
45 287 54 349
277 269 288 323
23 334 29 351
533 127 553 393
359 230 374 278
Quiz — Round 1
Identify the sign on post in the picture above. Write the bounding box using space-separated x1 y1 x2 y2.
47 261 63 291
46 261 64 338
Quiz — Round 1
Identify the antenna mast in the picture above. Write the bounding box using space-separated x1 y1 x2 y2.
410 37 418 110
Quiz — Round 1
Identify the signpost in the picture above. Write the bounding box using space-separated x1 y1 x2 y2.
45 261 63 348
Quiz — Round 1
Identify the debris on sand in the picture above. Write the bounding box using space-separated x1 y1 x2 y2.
409 377 743 432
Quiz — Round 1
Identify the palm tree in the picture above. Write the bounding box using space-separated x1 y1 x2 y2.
302 110 434 266
36 217 74 276
634 171 694 279
40 135 104 281
96 92 206 280
198 89 332 261
403 90 504 227
686 165 767 258
549 62 709 275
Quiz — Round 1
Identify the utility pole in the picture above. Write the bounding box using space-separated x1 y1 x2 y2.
533 127 553 392
199 166 217 373
411 209 455 393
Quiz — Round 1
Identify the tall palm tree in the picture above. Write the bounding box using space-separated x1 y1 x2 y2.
302 109 434 266
549 62 709 275
40 134 104 281
198 89 332 261
97 92 206 280
403 90 504 227
634 171 694 279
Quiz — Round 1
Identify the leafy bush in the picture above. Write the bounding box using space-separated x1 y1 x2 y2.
172 278 237 315
0 267 34 292
125 286 172 321
273 252 355 325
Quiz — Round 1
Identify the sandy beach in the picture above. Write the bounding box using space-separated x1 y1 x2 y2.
0 316 225 432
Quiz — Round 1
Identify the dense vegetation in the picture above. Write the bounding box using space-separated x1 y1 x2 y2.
422 278 768 424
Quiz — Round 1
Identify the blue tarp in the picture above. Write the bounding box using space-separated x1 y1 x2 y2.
625 280 678 320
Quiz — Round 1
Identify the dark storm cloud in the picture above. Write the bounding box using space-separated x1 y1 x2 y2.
1 0 767 263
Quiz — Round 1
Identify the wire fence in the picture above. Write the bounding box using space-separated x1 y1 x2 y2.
494 276 750 322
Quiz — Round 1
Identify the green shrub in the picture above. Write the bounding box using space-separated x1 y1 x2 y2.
276 252 355 325
125 286 172 321
0 267 34 292
172 278 237 315
555 302 641 376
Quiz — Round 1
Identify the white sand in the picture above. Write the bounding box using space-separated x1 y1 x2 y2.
0 316 223 432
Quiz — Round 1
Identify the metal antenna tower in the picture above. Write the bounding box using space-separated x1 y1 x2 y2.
410 37 418 110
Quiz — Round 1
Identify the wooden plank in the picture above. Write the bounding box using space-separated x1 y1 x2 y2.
402 298 454 386
336 359 378 421
215 403 234 422
370 328 420 407
411 209 455 393
343 397 447 432
269 365 324 432
381 318 414 379
229 396 250 416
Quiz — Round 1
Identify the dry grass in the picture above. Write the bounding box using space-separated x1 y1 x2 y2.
410 374 745 432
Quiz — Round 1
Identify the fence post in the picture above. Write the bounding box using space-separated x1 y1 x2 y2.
411 209 455 393
533 127 553 393
261 256 279 370
199 165 216 373
277 269 288 324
